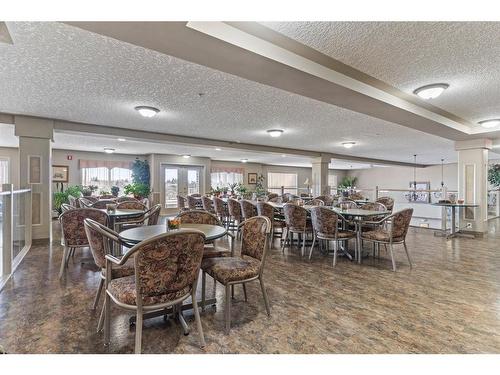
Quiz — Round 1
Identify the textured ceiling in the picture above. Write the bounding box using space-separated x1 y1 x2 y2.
262 22 500 129
0 22 460 164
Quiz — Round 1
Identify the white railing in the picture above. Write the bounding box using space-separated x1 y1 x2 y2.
1 184 32 291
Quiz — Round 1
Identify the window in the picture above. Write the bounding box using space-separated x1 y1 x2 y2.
0 157 9 184
81 166 132 192
211 171 243 189
267 172 298 195
328 173 338 195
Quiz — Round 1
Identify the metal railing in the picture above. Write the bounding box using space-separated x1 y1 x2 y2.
1 184 32 291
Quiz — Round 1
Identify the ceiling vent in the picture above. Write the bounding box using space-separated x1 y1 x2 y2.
0 22 13 45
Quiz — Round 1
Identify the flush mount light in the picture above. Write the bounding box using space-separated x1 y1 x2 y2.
104 148 115 154
135 106 160 118
241 159 248 163
215 147 222 151
281 154 287 158
267 129 284 138
342 141 356 149
413 83 449 100
117 138 126 142
182 155 191 159
478 119 500 129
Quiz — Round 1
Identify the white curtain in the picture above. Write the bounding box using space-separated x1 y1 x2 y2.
81 166 132 192
267 172 298 195
211 172 243 189
0 158 10 184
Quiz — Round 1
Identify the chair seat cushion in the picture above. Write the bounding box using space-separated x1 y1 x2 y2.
108 275 191 306
273 219 286 228
361 229 403 243
203 245 231 259
201 256 260 284
317 230 355 239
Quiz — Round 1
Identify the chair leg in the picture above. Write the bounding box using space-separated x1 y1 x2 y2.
333 241 338 267
201 271 206 311
191 288 206 348
301 232 306 257
135 308 143 354
104 292 111 346
281 228 288 253
97 303 105 332
93 278 104 310
59 246 69 279
388 244 397 272
231 285 234 299
242 283 248 302
403 242 412 268
259 278 271 316
225 284 231 334
308 234 316 260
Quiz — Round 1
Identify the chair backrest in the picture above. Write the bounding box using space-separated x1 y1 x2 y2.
268 196 282 203
314 195 333 206
308 198 325 206
60 208 108 247
186 195 199 210
84 218 122 269
241 216 271 266
176 210 221 226
376 196 395 211
361 202 386 212
177 195 187 209
85 196 99 203
78 197 94 207
68 195 80 208
91 200 115 209
349 192 364 200
334 200 358 209
116 201 147 210
256 202 275 222
390 208 413 240
201 196 214 212
310 206 339 237
288 198 303 205
116 196 138 203
61 203 74 212
227 198 242 221
190 193 201 198
213 196 227 216
144 204 161 225
130 230 205 304
240 199 257 220
267 193 279 201
99 194 115 199
283 203 308 232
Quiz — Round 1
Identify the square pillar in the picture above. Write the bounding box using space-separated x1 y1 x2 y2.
455 139 491 233
311 155 330 197
15 116 54 241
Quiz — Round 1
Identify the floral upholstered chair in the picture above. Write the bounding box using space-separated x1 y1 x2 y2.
375 196 395 212
78 197 94 208
309 207 356 265
334 200 358 209
187 195 199 210
119 204 162 230
59 208 108 278
84 218 134 331
99 194 115 199
116 196 139 203
308 198 325 206
201 216 271 334
68 195 80 208
282 203 313 256
213 196 229 227
313 195 333 206
256 201 285 249
201 196 215 213
60 203 74 213
103 230 206 353
266 193 279 201
116 201 148 210
91 200 116 209
227 198 243 236
240 199 257 220
177 195 188 212
360 208 413 271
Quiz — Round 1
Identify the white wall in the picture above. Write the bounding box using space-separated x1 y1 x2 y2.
0 147 20 188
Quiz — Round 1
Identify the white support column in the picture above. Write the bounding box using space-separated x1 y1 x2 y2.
15 116 54 242
455 139 491 234
311 155 330 197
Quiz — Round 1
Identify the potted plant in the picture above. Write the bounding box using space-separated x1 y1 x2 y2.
488 164 500 188
52 185 83 214
111 185 120 197
124 182 151 200
338 176 358 197
228 182 238 196
82 185 98 197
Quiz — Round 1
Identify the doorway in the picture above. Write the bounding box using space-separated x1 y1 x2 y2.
162 165 203 209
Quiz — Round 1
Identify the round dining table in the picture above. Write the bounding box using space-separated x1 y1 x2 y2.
119 223 228 244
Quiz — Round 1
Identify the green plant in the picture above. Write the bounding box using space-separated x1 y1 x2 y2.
228 182 238 195
338 176 358 189
82 185 98 196
254 174 266 197
111 186 120 197
131 158 150 186
235 183 248 195
52 185 82 213
99 190 110 195
124 183 151 199
65 185 83 198
488 164 500 188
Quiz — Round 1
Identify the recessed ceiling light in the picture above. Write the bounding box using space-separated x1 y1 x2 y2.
215 147 222 151
267 129 284 138
241 159 248 163
281 154 286 158
182 155 191 159
117 138 126 142
478 119 500 129
104 148 115 154
135 106 160 118
413 83 449 100
342 142 356 149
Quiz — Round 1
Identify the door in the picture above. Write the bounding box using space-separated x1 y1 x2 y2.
163 165 202 209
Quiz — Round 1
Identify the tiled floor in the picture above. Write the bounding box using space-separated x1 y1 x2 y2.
1 218 500 353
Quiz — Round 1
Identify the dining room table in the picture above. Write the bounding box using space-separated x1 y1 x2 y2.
118 222 233 324
431 202 479 239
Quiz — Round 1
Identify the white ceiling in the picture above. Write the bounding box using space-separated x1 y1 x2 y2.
0 21 461 164
262 22 500 130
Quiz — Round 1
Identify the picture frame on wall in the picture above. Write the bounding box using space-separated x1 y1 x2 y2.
248 173 257 184
52 165 69 183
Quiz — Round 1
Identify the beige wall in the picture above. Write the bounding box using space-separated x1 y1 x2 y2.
0 147 20 188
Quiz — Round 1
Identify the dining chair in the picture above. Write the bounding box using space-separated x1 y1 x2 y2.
240 200 257 221
227 198 243 236
177 195 188 212
99 194 115 199
282 203 313 256
116 196 139 203
266 193 279 201
213 196 229 227
201 216 271 334
360 208 414 271
103 230 206 353
309 206 356 265
119 204 162 230
60 203 74 212
314 195 334 206
334 200 358 209
68 195 80 208
78 197 94 208
201 196 215 213
375 196 395 212
59 208 108 278
187 195 199 210
116 201 148 210
308 198 325 206
91 200 116 209
256 201 285 249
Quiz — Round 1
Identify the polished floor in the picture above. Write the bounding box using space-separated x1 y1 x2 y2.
1 218 500 354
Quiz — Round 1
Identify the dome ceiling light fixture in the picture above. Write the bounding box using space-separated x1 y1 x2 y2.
104 148 115 154
182 155 191 159
413 83 449 100
241 159 248 163
135 105 160 118
267 129 284 138
478 119 500 129
342 141 356 149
